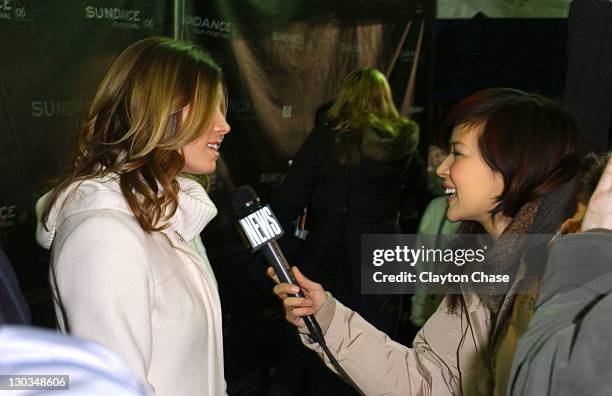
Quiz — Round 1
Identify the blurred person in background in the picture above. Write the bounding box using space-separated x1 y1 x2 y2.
276 67 420 395
509 153 612 395
0 325 150 396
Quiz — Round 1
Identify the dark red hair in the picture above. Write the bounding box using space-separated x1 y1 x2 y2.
442 88 583 222
443 89 584 313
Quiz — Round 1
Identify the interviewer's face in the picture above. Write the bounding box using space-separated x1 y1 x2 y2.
181 103 230 175
436 123 504 226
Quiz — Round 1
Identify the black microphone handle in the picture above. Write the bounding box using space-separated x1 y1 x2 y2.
261 240 325 344
261 240 366 396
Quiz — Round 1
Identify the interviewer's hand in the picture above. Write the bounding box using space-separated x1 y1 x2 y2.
267 266 328 328
583 157 612 231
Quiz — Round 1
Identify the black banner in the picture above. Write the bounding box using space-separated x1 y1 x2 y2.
1 1 433 394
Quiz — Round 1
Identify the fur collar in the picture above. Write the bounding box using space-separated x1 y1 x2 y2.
361 120 419 161
333 120 419 165
470 179 578 313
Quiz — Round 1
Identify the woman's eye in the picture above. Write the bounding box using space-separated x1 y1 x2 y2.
451 151 463 157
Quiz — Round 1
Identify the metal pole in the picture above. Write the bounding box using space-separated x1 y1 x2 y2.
172 0 185 40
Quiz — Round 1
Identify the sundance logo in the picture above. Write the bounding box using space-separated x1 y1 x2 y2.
0 204 28 228
31 100 88 118
400 49 416 62
259 173 284 184
0 0 31 21
340 42 363 54
185 15 232 39
227 99 257 120
271 31 304 49
84 6 155 30
228 99 255 113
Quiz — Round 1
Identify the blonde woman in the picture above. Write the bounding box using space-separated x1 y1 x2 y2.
35 37 230 395
275 67 420 394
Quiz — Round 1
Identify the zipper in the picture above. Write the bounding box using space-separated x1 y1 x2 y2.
174 230 186 243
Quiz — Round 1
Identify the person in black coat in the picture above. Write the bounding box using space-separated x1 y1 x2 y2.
0 245 30 325
273 67 420 395
279 67 419 329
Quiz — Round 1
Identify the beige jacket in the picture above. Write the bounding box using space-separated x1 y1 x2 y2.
302 293 494 396
303 260 543 396
36 175 227 396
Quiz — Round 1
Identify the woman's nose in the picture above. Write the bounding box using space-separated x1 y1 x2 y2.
436 155 451 179
216 115 231 135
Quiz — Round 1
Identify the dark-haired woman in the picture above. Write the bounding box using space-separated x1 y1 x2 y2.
271 88 583 395
35 37 230 395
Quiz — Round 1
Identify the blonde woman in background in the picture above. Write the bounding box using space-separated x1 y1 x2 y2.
275 67 420 395
36 37 230 395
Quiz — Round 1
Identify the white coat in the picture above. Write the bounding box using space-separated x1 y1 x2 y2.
36 174 227 396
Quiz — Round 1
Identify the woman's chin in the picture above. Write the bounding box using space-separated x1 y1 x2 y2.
445 208 459 223
182 163 216 175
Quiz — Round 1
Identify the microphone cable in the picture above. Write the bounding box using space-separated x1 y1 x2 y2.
315 334 366 396
265 240 365 396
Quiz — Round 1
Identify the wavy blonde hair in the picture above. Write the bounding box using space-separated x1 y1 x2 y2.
328 67 402 130
43 36 224 232
327 67 413 165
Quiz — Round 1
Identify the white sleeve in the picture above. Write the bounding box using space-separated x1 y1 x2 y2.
53 216 155 391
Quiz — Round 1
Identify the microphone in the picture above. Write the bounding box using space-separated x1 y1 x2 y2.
231 185 366 396
231 186 325 344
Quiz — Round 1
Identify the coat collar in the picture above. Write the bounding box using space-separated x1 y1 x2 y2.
36 174 217 250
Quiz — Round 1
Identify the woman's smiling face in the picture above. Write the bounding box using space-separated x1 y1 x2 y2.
181 103 230 175
436 122 505 229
